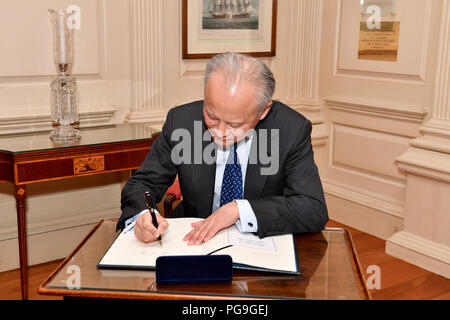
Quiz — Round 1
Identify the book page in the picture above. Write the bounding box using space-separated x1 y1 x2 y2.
209 230 297 273
160 218 204 253
201 227 230 255
99 218 205 268
99 218 297 274
227 226 277 252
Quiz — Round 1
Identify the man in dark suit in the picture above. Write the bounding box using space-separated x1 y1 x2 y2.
118 52 328 245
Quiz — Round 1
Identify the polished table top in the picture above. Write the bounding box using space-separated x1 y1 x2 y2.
0 124 158 154
39 220 370 300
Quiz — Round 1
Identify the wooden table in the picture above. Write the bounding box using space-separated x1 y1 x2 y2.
39 219 371 300
0 124 158 300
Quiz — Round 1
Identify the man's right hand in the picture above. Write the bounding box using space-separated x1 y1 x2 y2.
134 211 169 243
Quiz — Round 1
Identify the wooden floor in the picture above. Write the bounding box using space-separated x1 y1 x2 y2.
0 220 449 300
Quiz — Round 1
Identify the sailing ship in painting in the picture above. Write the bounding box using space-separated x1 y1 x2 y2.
203 0 259 30
208 0 253 19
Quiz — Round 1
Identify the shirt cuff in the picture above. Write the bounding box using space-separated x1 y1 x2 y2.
124 208 160 234
234 200 258 233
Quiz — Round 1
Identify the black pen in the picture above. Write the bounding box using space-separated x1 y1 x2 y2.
144 191 162 246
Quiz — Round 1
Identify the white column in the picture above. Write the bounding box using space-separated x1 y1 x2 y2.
386 0 450 278
284 0 321 105
282 0 328 147
421 0 450 137
125 0 167 127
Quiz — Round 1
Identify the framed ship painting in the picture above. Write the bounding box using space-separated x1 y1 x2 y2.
182 0 278 59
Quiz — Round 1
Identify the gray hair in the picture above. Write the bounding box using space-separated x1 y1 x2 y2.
204 52 276 113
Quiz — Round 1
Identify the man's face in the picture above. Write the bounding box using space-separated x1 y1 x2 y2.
203 72 272 147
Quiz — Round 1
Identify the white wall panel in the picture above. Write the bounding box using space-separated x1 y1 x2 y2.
0 0 100 78
333 124 410 180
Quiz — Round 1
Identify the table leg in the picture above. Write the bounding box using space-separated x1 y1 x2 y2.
14 185 28 300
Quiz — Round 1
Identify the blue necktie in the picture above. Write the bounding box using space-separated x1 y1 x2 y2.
220 144 243 207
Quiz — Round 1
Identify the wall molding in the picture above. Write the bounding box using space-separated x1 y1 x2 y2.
396 147 450 184
325 97 427 123
288 102 325 126
410 133 450 155
419 119 450 140
124 109 167 127
0 106 116 136
281 97 324 123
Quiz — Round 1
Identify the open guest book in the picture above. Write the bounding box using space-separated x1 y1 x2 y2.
97 218 299 275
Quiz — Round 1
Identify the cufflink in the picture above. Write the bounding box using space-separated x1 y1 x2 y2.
248 222 253 227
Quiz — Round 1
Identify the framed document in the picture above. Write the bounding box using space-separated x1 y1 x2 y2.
358 0 400 61
358 21 400 61
338 0 431 78
182 0 278 59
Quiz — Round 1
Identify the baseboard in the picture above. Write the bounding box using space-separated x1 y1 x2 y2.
324 192 404 240
386 231 450 278
322 179 404 218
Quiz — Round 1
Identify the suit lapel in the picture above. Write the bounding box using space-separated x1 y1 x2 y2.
244 128 269 199
192 120 216 218
244 110 281 199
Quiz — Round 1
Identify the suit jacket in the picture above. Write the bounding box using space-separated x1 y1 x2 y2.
118 100 328 238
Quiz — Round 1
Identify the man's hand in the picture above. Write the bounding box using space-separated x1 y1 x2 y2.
183 201 240 245
134 211 169 243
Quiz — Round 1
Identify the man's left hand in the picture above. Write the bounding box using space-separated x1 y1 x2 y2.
183 201 240 245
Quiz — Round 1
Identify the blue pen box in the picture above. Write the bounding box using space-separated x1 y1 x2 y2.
155 255 233 285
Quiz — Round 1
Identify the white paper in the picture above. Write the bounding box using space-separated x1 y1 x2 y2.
99 218 204 268
226 226 277 252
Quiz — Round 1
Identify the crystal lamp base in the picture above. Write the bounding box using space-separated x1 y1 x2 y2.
50 125 81 144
